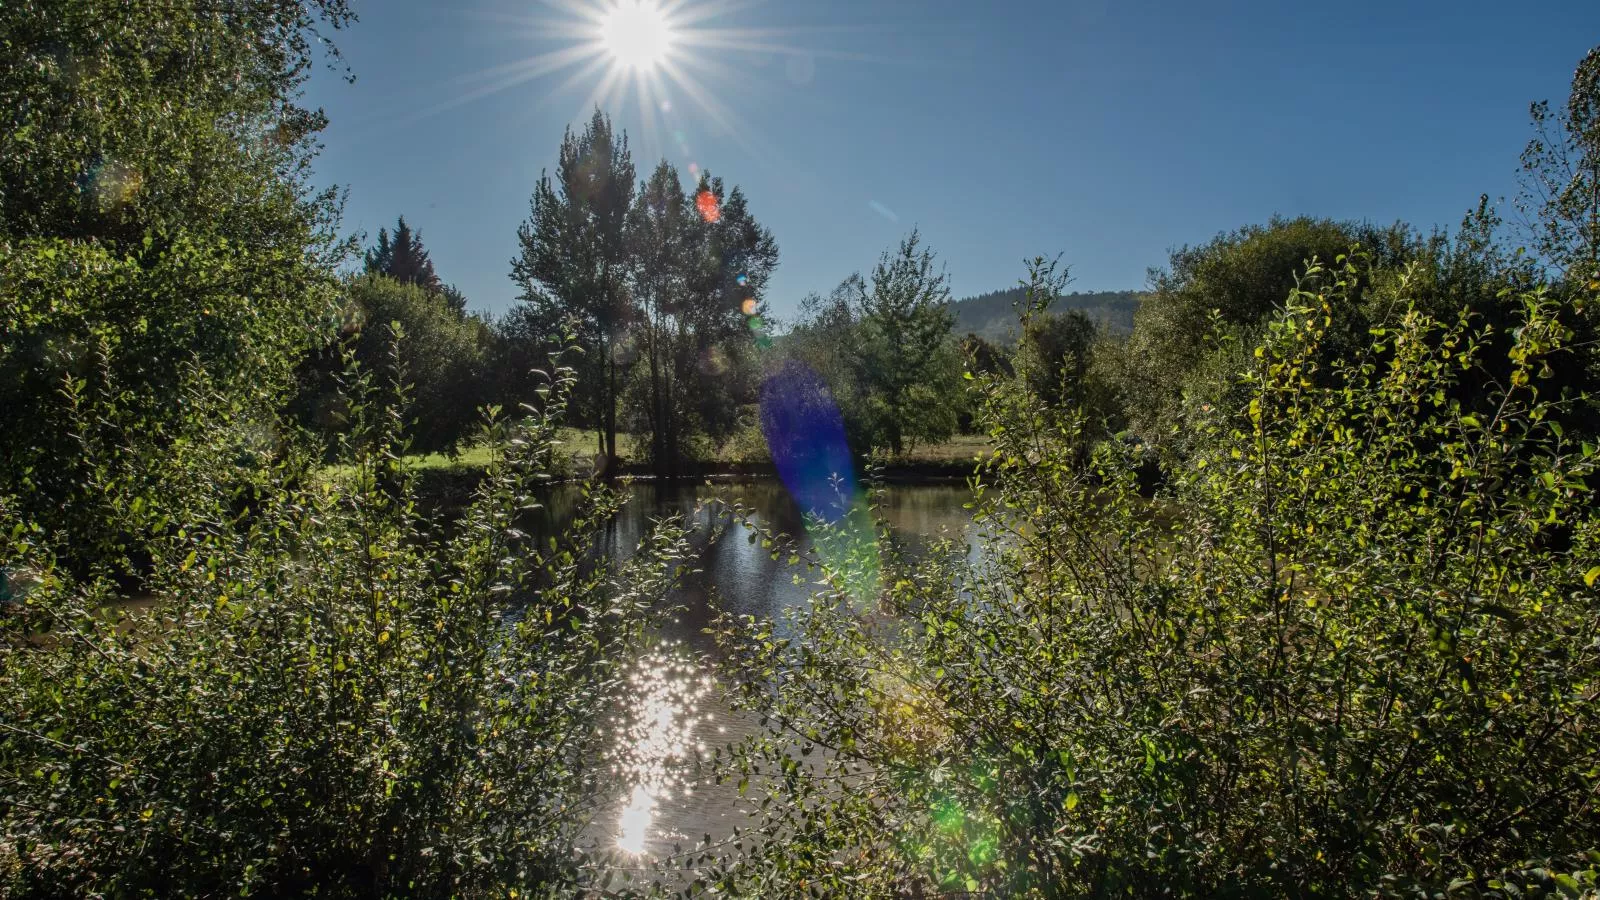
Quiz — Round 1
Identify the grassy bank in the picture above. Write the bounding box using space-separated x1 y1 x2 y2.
389 426 992 481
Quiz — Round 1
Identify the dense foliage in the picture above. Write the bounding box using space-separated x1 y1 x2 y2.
5 0 1600 892
1018 307 1101 413
1519 46 1600 281
511 113 778 475
1093 217 1414 444
0 5 692 895
0 0 352 581
622 161 778 474
0 0 351 246
1 352 689 896
782 230 966 456
708 258 1600 896
293 274 493 455
512 110 637 467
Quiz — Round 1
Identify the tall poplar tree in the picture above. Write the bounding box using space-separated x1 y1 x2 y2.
510 110 635 467
627 161 693 473
624 166 778 475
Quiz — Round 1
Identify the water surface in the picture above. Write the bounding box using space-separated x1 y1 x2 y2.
550 480 974 865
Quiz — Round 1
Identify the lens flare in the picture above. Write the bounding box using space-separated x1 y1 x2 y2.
761 361 854 523
741 298 758 316
760 360 881 604
697 345 729 376
80 158 143 210
695 189 721 223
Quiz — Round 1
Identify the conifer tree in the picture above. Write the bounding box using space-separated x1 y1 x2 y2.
364 215 443 294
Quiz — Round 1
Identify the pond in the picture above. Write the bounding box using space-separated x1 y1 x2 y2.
542 479 976 869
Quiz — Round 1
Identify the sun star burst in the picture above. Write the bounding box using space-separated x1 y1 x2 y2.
599 0 674 71
427 1 897 192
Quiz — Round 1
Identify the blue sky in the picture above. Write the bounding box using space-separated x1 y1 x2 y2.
303 0 1600 320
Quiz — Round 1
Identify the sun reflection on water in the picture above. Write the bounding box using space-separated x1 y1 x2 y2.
615 783 656 856
611 644 712 856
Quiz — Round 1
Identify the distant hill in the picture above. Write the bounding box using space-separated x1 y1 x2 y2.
952 288 1143 343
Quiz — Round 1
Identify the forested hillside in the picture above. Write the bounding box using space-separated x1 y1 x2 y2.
952 287 1142 341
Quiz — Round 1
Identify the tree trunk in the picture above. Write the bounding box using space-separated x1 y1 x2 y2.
663 347 677 479
600 264 618 478
605 354 617 471
649 305 666 477
595 332 608 470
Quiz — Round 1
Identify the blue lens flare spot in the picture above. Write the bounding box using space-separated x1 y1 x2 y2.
760 360 855 523
760 360 880 605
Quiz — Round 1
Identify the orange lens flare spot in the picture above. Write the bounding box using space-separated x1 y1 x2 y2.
741 298 758 316
696 189 721 223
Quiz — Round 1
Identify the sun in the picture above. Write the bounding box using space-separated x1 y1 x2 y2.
599 0 674 71
441 0 885 164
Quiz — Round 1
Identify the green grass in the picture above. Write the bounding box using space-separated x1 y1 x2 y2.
892 432 992 466
323 426 992 481
401 444 497 472
402 429 610 469
409 429 991 472
322 428 596 477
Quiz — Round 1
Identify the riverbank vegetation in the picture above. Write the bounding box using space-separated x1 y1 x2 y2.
4 0 1600 895
710 258 1600 896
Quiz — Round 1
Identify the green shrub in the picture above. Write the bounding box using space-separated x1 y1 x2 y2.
706 259 1600 896
0 349 689 896
1106 217 1415 445
293 274 492 456
1 0 354 582
0 235 338 584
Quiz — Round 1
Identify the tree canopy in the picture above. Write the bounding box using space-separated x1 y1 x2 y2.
783 230 963 456
511 109 636 467
0 0 353 581
1519 46 1600 281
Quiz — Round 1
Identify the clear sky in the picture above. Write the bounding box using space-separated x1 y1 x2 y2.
303 0 1600 320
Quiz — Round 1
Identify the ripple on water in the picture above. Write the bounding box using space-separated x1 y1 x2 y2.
609 643 714 856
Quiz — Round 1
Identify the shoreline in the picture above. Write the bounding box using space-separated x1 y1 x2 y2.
410 460 975 506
